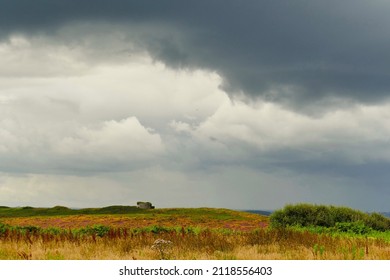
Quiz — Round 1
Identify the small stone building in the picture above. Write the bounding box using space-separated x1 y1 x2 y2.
137 201 155 209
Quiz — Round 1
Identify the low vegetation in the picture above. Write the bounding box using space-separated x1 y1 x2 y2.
0 204 390 260
270 203 390 232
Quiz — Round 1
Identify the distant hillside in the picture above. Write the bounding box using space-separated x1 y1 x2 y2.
0 205 144 217
243 210 273 216
243 208 390 218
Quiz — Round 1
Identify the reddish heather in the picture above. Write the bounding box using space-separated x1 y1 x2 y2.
2 213 268 231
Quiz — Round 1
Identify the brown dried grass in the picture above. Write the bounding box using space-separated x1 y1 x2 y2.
1 227 390 260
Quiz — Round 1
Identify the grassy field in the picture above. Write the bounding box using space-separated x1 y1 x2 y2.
0 206 267 231
1 205 390 260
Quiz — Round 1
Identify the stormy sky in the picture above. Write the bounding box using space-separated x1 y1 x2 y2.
1 1 390 211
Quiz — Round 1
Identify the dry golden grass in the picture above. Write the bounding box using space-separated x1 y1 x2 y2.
1 227 390 260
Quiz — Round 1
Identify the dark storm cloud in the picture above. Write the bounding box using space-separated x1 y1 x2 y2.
2 0 390 106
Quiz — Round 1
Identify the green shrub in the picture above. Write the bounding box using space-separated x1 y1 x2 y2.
270 203 390 232
18 225 41 233
364 213 390 231
76 225 110 237
90 225 110 237
334 221 371 235
148 225 172 234
270 203 337 227
328 206 365 223
0 223 7 236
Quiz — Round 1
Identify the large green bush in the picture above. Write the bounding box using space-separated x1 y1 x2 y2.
270 203 390 232
334 221 372 235
364 212 390 232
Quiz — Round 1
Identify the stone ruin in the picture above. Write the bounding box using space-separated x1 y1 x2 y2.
137 201 155 209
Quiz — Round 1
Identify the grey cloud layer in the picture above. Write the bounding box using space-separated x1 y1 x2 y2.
2 1 390 107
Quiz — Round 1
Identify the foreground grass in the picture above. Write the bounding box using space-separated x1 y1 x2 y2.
1 225 390 260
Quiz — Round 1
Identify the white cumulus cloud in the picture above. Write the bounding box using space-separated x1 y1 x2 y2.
56 116 164 160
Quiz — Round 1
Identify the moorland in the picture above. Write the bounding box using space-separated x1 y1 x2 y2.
1 203 390 260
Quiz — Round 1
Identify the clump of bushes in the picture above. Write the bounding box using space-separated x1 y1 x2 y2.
270 203 390 232
75 225 111 237
0 223 6 235
333 221 371 235
0 223 41 236
51 206 70 211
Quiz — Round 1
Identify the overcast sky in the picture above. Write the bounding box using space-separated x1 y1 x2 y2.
1 1 390 211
